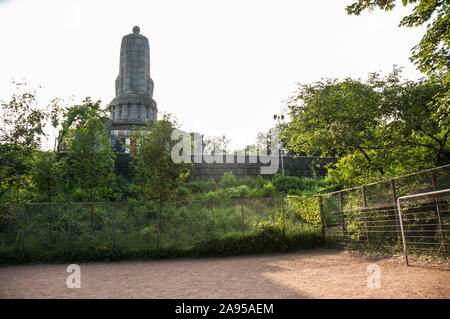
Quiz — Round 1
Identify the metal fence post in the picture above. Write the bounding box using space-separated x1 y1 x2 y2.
67 203 72 253
112 202 116 250
338 191 346 236
21 204 27 257
361 186 369 243
396 197 409 266
390 180 402 245
431 171 447 256
241 199 245 239
318 196 325 239
199 201 203 239
281 196 286 238
157 201 161 250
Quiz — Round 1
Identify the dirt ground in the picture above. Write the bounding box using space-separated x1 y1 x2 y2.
0 249 449 299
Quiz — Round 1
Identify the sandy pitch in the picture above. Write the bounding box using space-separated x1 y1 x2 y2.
0 249 449 299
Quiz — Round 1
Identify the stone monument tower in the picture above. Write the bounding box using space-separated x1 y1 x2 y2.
109 26 158 151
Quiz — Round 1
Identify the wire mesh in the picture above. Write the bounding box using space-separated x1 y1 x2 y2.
321 165 450 258
0 197 297 259
398 189 449 264
0 164 448 262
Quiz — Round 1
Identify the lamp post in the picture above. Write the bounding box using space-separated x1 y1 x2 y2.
273 114 285 177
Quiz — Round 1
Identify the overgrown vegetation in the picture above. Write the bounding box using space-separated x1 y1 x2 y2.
0 197 329 264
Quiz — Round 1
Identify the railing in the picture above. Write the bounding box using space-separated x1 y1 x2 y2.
307 164 450 265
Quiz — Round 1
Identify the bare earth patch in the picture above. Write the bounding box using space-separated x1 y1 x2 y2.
0 249 449 299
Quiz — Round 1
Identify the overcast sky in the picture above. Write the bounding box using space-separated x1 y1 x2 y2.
0 0 425 151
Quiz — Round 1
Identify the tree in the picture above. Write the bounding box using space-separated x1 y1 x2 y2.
346 0 449 78
346 0 450 129
130 113 191 203
284 77 385 176
66 115 116 203
0 82 49 202
284 69 449 188
30 151 67 203
378 70 450 165
57 97 109 153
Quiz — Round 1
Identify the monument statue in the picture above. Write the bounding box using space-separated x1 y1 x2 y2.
109 26 158 151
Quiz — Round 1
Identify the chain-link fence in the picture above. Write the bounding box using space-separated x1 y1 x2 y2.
312 164 449 264
1 165 448 263
1 197 309 260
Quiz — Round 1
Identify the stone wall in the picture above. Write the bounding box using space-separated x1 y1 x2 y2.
115 154 336 180
192 155 336 181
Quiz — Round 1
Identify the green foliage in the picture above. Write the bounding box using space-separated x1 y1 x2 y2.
175 186 191 198
255 221 280 236
185 179 217 193
57 97 108 153
284 69 450 189
260 182 277 197
284 77 383 172
200 186 250 200
112 175 135 201
0 197 327 264
0 84 48 151
254 209 288 238
346 0 449 151
30 151 67 202
346 0 449 78
130 114 191 202
272 175 321 195
67 116 116 202
219 171 237 188
0 84 50 203
0 231 327 264
236 185 250 198
285 195 322 229
237 176 266 188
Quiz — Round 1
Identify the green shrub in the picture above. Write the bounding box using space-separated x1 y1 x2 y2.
272 176 313 194
255 220 282 236
260 182 277 197
237 176 260 188
0 230 328 265
204 190 219 200
236 185 250 198
186 179 217 193
284 195 322 229
175 186 191 198
219 172 237 189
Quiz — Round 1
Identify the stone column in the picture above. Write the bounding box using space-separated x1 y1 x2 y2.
130 104 137 119
123 104 129 120
139 104 145 120
114 105 119 120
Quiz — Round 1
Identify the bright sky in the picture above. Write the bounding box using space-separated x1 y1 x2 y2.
0 0 425 151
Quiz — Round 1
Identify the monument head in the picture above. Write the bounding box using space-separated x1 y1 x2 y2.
132 26 140 35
